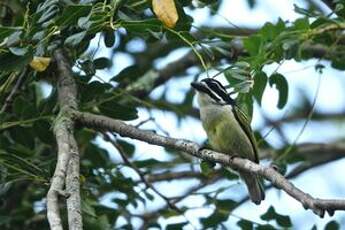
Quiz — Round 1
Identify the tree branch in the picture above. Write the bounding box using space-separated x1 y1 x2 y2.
74 111 345 217
46 49 82 230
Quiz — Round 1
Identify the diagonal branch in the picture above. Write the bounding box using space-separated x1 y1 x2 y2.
0 68 27 114
74 111 345 217
46 49 82 230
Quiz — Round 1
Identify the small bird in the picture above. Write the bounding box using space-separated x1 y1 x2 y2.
191 78 265 204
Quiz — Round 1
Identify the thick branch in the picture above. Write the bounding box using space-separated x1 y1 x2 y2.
74 111 345 217
47 49 82 230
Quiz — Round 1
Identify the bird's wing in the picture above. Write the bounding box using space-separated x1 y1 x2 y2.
233 105 259 163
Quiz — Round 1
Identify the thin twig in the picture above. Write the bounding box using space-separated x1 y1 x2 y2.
0 68 27 114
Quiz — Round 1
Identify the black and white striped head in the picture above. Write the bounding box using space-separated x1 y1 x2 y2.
191 78 235 105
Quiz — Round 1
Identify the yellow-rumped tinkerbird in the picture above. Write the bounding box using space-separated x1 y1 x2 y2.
191 78 265 204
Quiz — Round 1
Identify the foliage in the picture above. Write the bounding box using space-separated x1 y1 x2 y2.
0 0 345 229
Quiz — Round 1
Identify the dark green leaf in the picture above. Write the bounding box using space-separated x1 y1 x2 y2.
122 19 162 34
0 26 21 42
82 199 97 217
111 65 146 84
221 168 239 180
81 81 110 103
117 140 135 157
84 144 110 168
166 222 188 230
93 57 111 69
260 206 292 227
200 160 214 175
269 73 288 109
256 224 276 230
33 121 54 144
216 199 237 211
200 210 228 228
56 5 92 27
252 71 267 105
13 96 37 119
237 219 254 230
0 51 32 72
325 220 340 230
64 31 87 47
98 100 138 121
104 30 115 47
134 159 163 168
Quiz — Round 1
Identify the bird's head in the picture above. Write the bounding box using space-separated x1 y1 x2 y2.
191 78 235 106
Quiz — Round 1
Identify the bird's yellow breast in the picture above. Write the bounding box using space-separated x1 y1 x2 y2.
200 104 256 161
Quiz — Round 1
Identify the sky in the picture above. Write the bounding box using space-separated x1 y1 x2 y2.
84 0 345 229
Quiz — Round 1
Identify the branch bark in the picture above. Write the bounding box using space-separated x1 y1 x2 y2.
46 49 82 230
74 111 345 217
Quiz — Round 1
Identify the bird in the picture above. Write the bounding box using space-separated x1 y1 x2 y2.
191 78 265 204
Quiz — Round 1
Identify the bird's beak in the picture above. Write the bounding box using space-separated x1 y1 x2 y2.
191 81 204 91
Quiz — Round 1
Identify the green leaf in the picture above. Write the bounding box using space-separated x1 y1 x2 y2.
122 19 162 34
243 35 262 56
252 71 267 105
200 210 228 228
260 206 292 227
9 47 29 56
216 199 237 211
33 120 54 144
236 93 254 121
111 65 146 84
256 224 276 230
37 4 59 24
0 51 32 72
125 69 160 92
104 30 115 47
98 100 138 121
6 30 22 47
134 159 163 168
269 73 288 109
200 160 214 175
64 31 87 47
82 199 97 217
84 143 109 168
166 222 188 230
93 57 111 69
117 140 135 157
56 5 92 27
95 215 111 230
221 168 239 180
325 221 340 230
0 26 21 42
81 81 110 103
237 219 253 230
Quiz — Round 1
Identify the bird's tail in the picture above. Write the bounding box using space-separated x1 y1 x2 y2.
240 171 265 205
